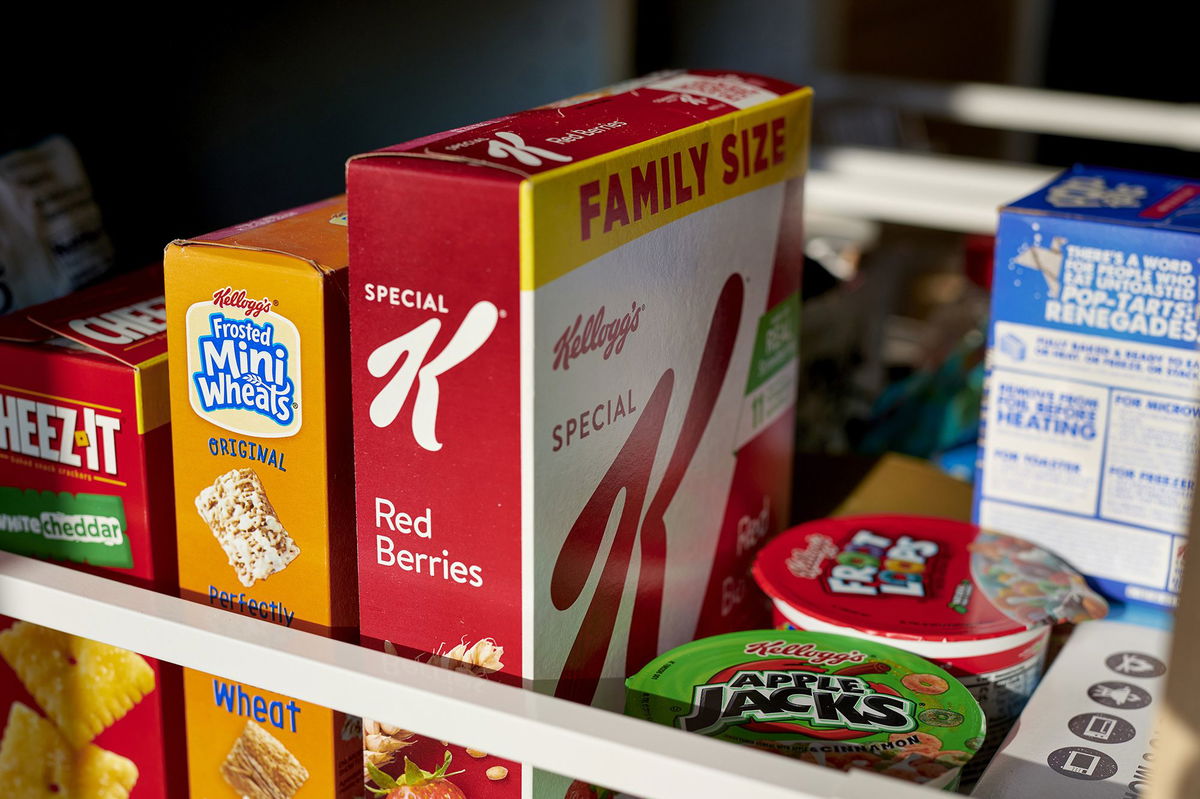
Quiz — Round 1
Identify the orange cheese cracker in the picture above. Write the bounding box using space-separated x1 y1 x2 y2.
0 702 139 799
0 622 155 747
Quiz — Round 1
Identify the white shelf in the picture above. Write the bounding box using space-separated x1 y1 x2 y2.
818 75 1200 150
808 147 1057 234
0 552 936 799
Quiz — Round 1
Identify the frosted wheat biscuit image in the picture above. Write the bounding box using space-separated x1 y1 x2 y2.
0 702 139 799
196 468 300 587
0 621 155 748
221 720 309 799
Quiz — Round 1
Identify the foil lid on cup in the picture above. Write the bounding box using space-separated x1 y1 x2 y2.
752 515 1108 643
625 629 986 787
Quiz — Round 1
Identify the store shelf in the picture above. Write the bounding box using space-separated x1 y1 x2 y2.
0 551 936 799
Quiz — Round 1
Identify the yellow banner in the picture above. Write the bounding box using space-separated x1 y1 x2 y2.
520 88 812 290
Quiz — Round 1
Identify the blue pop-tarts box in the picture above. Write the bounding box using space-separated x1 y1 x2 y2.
976 165 1200 608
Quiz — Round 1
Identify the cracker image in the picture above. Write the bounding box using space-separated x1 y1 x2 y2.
0 622 155 747
0 702 139 799
195 468 300 587
220 720 309 799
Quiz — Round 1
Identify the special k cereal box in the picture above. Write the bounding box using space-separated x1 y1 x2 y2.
165 198 359 799
349 70 811 797
0 264 175 589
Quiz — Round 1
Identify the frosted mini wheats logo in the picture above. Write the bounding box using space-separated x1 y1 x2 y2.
186 288 302 438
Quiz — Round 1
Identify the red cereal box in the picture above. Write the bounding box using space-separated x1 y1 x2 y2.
349 70 811 797
0 266 185 796
0 264 175 589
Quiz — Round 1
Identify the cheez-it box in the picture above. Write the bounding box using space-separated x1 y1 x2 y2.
349 70 811 797
165 198 359 799
0 267 186 797
0 264 175 590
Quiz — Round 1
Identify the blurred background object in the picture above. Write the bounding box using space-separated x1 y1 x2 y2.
5 1 1197 258
0 137 113 313
5 0 1197 472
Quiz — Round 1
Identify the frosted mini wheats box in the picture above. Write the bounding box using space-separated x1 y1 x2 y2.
165 199 360 799
977 166 1200 608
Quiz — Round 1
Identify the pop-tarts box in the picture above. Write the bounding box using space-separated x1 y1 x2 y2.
977 165 1200 608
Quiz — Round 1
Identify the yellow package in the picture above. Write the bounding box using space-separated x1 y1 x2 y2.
165 198 357 798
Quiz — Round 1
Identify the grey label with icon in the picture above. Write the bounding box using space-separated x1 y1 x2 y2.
1105 651 1166 678
1046 746 1119 780
1068 712 1135 745
1088 681 1151 710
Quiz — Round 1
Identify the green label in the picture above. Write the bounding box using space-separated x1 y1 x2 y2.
627 630 985 789
745 292 799 394
0 486 132 568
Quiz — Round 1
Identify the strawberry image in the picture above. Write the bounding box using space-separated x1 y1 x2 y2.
367 752 466 799
564 780 614 799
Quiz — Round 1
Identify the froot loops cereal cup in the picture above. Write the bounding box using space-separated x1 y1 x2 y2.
625 630 985 789
751 514 1107 779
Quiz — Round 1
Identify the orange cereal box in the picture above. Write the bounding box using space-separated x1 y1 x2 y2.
165 197 358 799
180 668 361 799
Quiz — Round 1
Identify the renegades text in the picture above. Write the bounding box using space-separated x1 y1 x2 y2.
578 115 788 241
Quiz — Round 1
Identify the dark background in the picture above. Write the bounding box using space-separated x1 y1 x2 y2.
4 1 1198 271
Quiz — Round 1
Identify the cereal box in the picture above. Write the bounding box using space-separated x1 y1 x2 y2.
164 197 359 799
977 166 1200 607
0 267 185 796
0 264 175 590
349 70 811 797
180 668 361 799
0 616 188 798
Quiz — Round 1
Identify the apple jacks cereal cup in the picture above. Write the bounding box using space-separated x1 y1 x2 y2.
752 514 1108 781
625 630 985 790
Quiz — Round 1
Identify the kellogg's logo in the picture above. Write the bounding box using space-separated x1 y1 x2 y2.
186 296 302 438
742 640 866 666
552 301 644 371
786 533 838 580
211 286 275 318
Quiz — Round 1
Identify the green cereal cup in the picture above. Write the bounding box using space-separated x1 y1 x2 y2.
626 630 985 789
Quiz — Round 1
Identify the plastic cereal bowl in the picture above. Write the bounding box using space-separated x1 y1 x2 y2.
625 630 985 790
751 514 1107 779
